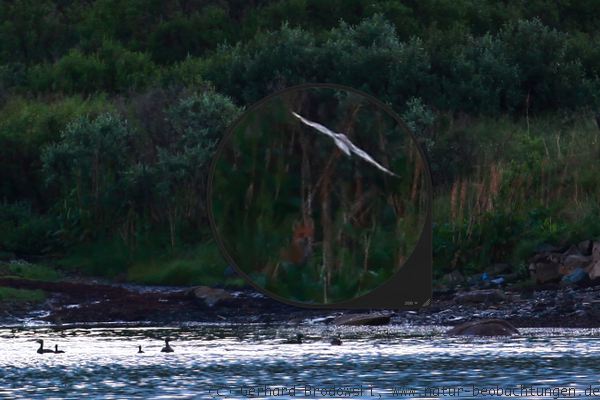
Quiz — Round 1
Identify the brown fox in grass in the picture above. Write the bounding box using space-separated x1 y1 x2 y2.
264 218 315 280
282 219 314 264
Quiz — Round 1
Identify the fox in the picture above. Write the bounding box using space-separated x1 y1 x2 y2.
264 218 315 280
281 219 314 265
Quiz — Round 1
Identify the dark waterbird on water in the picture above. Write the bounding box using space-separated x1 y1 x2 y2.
138 345 144 353
161 337 174 353
54 344 65 353
330 337 342 346
35 340 55 354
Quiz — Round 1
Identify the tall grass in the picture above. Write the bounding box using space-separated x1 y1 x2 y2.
432 113 600 276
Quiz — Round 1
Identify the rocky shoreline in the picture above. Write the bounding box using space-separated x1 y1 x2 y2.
1 239 599 329
0 276 599 329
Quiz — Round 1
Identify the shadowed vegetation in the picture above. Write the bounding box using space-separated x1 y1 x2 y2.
1 1 600 287
0 287 46 303
212 87 427 303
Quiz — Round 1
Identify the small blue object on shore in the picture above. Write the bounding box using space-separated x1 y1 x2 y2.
491 277 505 286
562 268 589 286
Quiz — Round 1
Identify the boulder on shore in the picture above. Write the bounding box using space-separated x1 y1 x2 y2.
529 262 561 284
189 286 234 307
443 270 464 285
332 313 391 326
446 319 519 336
561 254 592 272
593 241 600 262
454 289 506 304
562 244 582 258
589 261 600 281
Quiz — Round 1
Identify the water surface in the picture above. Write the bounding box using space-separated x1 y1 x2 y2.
0 325 598 399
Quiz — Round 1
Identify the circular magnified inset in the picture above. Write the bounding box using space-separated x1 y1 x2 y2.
209 84 430 305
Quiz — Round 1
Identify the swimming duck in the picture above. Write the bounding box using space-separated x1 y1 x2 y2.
35 339 55 354
161 337 174 353
285 333 304 344
54 344 65 353
138 345 144 353
330 337 342 346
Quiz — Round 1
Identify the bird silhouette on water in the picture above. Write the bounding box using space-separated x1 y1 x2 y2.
35 340 55 354
330 337 342 346
161 337 174 352
54 344 65 353
137 345 144 353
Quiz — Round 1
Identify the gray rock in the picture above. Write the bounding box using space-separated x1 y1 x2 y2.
563 244 582 257
593 241 600 262
332 313 391 326
454 289 506 304
190 286 234 307
446 319 519 336
530 262 562 284
443 270 465 285
306 315 337 324
561 254 592 272
588 260 600 281
530 252 562 264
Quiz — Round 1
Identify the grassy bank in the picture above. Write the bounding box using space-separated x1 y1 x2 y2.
431 113 600 277
0 287 46 303
0 262 57 304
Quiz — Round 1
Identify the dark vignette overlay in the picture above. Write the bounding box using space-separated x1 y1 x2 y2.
208 83 433 309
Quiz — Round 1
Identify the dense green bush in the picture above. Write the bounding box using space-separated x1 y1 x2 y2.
40 90 240 252
498 18 586 112
0 63 27 93
204 24 317 104
0 202 57 255
2 1 600 284
321 14 404 96
440 34 520 114
0 0 75 63
158 57 207 88
4 6 600 114
26 43 158 94
0 96 112 206
41 113 132 241
98 41 158 92
149 6 232 64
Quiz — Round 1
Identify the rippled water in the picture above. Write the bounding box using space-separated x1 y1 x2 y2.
0 324 598 399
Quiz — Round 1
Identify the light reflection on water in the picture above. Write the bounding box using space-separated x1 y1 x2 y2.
0 325 598 399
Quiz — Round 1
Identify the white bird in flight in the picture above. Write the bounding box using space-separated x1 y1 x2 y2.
291 111 399 177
